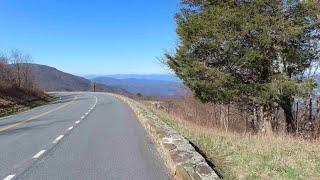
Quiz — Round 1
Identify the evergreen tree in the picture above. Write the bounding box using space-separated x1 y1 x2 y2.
166 0 320 133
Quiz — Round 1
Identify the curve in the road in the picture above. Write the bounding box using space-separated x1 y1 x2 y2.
1 93 168 180
2 94 97 180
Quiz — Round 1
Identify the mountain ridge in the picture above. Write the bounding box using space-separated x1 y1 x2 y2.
20 64 127 93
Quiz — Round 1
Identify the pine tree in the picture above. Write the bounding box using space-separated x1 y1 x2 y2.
166 0 320 133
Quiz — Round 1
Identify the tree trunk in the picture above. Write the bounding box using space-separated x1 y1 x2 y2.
252 106 258 132
279 96 296 133
261 104 273 134
224 104 230 132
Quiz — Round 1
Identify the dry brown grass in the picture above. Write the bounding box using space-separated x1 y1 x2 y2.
151 107 320 179
139 95 320 179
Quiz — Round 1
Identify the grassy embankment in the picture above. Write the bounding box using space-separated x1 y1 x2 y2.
0 87 57 118
144 102 320 179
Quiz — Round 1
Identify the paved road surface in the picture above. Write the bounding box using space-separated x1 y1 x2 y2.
0 92 169 180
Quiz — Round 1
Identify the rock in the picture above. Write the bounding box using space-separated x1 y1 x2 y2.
175 165 193 180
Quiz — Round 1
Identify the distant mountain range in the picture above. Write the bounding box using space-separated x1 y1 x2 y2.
9 63 186 96
23 64 127 93
92 75 187 97
85 74 182 82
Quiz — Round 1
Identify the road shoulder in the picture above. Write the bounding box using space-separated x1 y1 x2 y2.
109 93 220 180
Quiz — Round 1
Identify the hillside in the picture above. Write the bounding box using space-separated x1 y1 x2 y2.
94 76 186 96
0 86 51 117
24 64 126 93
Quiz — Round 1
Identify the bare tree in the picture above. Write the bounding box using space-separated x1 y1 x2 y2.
21 54 34 88
0 53 14 86
10 49 34 88
10 49 24 87
0 54 7 83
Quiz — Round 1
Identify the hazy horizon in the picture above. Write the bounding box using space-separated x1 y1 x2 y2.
82 73 181 82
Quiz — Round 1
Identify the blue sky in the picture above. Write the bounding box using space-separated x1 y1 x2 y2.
0 0 180 75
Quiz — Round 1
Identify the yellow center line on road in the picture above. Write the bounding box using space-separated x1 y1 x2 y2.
0 96 77 132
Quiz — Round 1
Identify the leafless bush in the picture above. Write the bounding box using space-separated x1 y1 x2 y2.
0 50 35 90
10 49 34 88
150 94 248 133
0 54 13 89
148 92 320 139
293 94 320 139
0 49 44 100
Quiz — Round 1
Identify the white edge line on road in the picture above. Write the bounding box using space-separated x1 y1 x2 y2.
80 116 85 119
85 112 89 115
75 120 80 124
33 150 46 159
3 174 15 180
53 135 64 144
68 126 73 130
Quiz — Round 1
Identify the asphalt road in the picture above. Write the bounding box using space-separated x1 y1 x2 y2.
0 92 169 180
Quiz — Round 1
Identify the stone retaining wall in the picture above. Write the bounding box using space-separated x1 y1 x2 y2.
109 94 220 180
